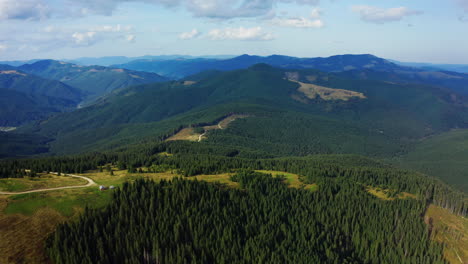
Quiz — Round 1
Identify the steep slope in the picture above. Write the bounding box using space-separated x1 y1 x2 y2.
0 65 83 102
21 64 468 157
393 129 468 192
0 66 83 126
0 89 78 126
18 60 169 100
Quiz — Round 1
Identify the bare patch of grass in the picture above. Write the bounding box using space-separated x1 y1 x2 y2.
256 170 318 191
425 205 468 264
166 114 249 142
166 128 200 141
290 80 366 101
183 81 197 85
366 186 417 201
0 173 87 192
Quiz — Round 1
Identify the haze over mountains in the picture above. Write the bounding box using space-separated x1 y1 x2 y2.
110 54 468 95
18 60 168 100
1 53 467 263
2 53 468 192
0 60 168 127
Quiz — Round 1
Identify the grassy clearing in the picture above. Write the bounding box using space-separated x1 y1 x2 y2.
183 81 196 86
0 173 86 192
0 168 309 263
0 196 65 264
166 127 200 141
256 170 318 191
166 114 249 142
366 186 417 201
5 188 112 217
0 186 113 263
425 204 468 264
290 80 366 101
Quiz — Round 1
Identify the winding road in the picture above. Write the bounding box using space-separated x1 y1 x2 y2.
0 173 96 195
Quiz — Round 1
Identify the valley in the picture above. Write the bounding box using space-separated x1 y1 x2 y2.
0 54 467 264
2 0 468 261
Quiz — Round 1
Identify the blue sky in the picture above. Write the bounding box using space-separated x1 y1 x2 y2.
0 0 467 63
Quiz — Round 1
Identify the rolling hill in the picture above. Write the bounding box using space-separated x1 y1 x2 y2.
115 54 468 96
0 66 84 126
18 64 468 159
2 63 467 264
113 54 404 79
18 60 169 101
393 129 468 192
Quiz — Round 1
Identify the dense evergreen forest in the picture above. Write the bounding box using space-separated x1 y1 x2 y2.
2 62 468 263
47 171 447 263
1 140 466 217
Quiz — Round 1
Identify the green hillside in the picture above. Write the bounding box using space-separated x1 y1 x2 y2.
0 89 77 126
18 64 468 159
0 66 84 126
18 60 169 100
0 66 83 102
393 129 468 192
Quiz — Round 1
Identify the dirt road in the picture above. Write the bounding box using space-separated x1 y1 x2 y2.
0 173 96 195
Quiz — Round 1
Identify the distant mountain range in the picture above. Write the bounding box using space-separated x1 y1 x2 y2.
3 54 468 191
18 60 169 101
390 60 468 73
111 54 468 95
111 54 400 79
19 63 468 157
0 60 168 126
0 65 83 126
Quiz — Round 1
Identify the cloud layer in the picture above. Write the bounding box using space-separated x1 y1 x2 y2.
272 17 323 28
208 27 274 41
179 29 201 40
0 0 50 20
0 0 322 20
352 5 422 24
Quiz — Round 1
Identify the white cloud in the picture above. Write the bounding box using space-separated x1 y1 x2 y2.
72 31 97 46
0 0 323 20
0 44 7 52
179 29 201 40
92 24 133 33
208 26 274 41
126 34 136 42
69 24 135 46
0 0 50 20
351 5 422 24
43 25 55 33
310 7 322 19
273 17 324 28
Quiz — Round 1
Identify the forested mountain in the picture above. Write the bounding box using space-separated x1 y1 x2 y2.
18 60 169 100
67 55 234 66
0 66 83 126
16 64 468 159
337 69 468 96
113 54 404 79
392 60 468 73
2 59 467 264
114 54 468 96
0 65 83 102
48 175 447 264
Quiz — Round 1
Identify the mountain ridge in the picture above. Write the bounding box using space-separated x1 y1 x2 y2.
18 59 169 101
